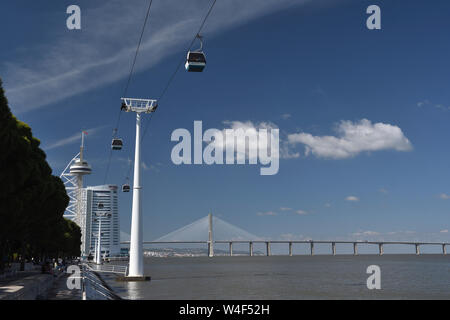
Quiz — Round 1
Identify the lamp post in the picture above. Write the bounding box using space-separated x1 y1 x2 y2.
94 209 111 265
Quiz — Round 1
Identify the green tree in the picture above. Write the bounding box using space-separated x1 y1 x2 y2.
0 78 77 272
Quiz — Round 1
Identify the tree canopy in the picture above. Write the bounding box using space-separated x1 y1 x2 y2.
0 78 80 271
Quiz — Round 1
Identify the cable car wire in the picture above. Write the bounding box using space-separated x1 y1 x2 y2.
140 0 218 143
103 0 154 184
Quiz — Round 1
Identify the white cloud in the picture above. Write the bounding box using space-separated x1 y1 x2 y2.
379 188 388 194
142 161 160 172
287 119 412 159
417 100 450 111
352 231 380 237
210 120 280 161
439 193 450 200
324 203 331 207
279 207 292 211
278 233 311 241
440 229 449 233
256 211 277 216
295 210 308 215
2 0 314 113
280 113 291 120
345 196 359 202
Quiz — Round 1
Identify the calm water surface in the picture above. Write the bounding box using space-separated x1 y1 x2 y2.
104 255 450 299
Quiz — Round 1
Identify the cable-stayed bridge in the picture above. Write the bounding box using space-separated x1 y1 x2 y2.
120 214 449 256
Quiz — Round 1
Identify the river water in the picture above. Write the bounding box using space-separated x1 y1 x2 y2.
105 255 450 299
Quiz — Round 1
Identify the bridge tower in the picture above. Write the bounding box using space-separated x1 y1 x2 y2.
208 213 214 257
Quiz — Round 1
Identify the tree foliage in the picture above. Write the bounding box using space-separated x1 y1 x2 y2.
0 78 80 271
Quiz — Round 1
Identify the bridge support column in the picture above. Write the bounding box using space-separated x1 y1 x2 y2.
289 242 293 256
415 244 420 255
207 213 214 257
249 242 253 256
443 244 447 255
378 243 384 255
266 242 271 256
332 242 336 255
353 242 358 256
310 242 314 256
229 242 233 257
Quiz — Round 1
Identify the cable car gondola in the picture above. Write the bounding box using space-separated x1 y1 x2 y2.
122 184 130 193
111 139 123 150
185 34 206 72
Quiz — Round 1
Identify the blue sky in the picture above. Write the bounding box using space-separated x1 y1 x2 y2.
1 0 449 247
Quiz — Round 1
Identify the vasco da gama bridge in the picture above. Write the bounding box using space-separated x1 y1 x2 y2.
120 214 449 256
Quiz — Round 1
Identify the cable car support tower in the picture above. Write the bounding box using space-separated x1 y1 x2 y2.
121 98 157 280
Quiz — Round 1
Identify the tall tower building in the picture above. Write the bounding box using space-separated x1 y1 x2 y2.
83 185 121 257
60 132 91 257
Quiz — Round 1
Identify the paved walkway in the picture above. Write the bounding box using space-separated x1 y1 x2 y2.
46 273 81 300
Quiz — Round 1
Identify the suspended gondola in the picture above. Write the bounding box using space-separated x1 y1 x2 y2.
185 34 206 72
122 184 131 193
111 139 123 150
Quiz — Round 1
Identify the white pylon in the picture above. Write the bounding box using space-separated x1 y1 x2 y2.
121 98 157 278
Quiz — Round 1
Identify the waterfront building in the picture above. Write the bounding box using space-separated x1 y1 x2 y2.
81 185 121 257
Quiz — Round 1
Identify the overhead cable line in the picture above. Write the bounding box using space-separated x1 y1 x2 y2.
103 0 154 184
140 0 218 143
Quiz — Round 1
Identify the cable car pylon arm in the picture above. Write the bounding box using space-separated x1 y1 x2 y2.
120 98 158 114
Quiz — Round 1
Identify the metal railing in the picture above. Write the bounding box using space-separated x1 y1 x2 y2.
80 264 123 300
86 263 128 275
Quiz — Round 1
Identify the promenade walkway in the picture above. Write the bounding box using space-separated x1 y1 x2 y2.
46 273 81 300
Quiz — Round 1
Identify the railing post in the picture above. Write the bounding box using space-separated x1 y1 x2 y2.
378 243 384 255
353 242 358 256
266 242 271 256
415 243 420 255
249 242 253 256
229 242 233 257
289 242 293 256
332 242 336 256
443 244 447 255
310 241 314 256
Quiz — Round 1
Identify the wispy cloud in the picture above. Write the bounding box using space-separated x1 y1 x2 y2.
351 230 379 237
295 210 308 215
43 126 107 151
345 196 359 202
439 193 450 200
142 161 160 172
2 0 313 114
256 211 277 216
417 99 450 111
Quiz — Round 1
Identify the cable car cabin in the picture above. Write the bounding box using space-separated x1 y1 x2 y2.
111 139 123 150
185 51 206 72
122 184 131 193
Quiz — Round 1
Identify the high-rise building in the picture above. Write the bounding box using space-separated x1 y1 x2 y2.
81 185 121 257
